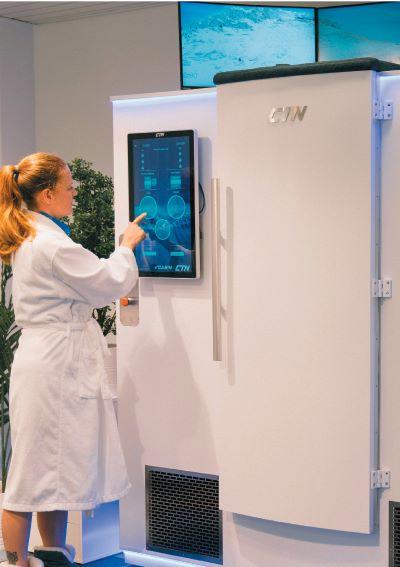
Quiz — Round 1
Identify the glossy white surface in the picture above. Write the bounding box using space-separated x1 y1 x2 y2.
216 70 378 533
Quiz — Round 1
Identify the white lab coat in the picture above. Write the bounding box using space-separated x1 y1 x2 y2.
2 210 138 512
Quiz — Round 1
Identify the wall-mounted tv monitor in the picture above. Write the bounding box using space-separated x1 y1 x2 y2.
128 130 200 279
318 2 400 64
179 2 316 88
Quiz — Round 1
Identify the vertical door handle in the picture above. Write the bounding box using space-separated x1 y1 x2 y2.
211 178 222 361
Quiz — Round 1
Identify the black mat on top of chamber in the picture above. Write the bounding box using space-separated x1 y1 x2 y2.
213 57 400 85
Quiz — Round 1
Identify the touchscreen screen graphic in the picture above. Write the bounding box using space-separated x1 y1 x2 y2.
128 130 197 278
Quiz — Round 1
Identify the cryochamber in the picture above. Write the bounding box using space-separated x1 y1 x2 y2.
112 59 400 566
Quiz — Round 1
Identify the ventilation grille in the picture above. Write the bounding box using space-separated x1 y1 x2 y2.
146 466 223 564
390 501 400 567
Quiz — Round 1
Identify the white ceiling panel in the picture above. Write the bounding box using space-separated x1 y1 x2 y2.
0 1 366 25
0 1 170 24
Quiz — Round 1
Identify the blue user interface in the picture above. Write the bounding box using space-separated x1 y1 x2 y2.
130 133 195 277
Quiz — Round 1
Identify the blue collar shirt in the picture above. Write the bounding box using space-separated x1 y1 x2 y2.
38 211 71 237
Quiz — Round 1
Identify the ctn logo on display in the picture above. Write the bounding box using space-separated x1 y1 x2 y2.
269 106 308 124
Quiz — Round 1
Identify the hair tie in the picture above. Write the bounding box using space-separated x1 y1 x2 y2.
13 169 20 184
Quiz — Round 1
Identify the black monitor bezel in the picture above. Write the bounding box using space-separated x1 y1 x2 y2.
178 1 318 90
127 129 197 279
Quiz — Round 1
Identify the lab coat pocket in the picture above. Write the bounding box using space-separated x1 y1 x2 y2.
77 347 102 399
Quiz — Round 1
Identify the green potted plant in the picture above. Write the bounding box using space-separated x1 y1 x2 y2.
63 158 117 341
0 263 20 493
0 262 21 559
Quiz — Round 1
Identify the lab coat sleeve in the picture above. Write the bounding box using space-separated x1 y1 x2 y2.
51 239 138 308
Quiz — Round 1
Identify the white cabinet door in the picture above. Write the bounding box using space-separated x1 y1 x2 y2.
216 71 379 533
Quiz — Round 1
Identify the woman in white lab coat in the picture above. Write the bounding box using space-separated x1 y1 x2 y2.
0 153 146 567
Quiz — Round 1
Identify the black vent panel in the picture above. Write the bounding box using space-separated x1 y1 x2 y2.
390 501 400 567
146 466 223 564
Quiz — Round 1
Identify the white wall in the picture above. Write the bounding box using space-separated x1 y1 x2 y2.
0 17 35 165
0 18 34 532
34 3 180 177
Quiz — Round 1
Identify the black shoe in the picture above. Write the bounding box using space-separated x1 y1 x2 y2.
33 546 75 567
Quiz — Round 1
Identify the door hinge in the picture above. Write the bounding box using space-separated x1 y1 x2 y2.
373 100 393 120
371 469 391 489
372 279 392 298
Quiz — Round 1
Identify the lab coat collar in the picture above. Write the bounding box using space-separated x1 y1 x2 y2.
26 209 70 238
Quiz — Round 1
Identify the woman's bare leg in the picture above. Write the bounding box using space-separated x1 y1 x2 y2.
36 511 68 550
1 510 32 567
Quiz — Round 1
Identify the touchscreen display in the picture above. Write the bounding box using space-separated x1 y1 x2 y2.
128 130 198 278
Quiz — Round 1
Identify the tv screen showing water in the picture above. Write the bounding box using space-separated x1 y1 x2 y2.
128 130 198 278
318 3 400 64
179 2 316 88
